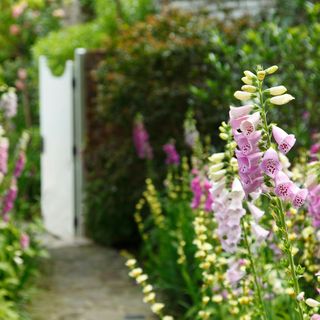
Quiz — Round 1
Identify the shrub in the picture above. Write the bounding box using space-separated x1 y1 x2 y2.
85 11 227 246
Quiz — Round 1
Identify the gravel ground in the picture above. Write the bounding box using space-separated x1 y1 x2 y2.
27 242 154 320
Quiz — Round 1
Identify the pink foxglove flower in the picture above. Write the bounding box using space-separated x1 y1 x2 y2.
14 151 26 177
230 106 263 194
236 151 262 174
191 176 202 209
3 179 18 216
289 185 308 208
274 171 294 200
240 112 260 136
226 260 246 286
235 131 261 156
0 137 9 174
204 179 213 212
308 185 320 227
20 233 30 250
261 147 282 178
132 117 153 160
311 315 320 320
229 105 253 120
163 142 180 165
272 125 296 154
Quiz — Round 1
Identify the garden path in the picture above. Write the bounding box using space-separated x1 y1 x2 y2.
27 239 154 320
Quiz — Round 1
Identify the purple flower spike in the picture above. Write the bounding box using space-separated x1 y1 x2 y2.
163 142 180 165
274 171 293 200
261 148 282 178
290 185 308 208
272 125 296 154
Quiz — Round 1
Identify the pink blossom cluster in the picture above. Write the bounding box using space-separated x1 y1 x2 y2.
229 105 308 208
20 233 30 250
230 105 263 194
3 179 18 221
308 184 320 227
163 142 180 165
0 137 9 174
190 172 213 212
133 118 153 160
14 151 26 178
210 178 246 253
261 127 307 208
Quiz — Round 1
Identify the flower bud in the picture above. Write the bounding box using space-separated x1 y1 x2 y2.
241 85 256 93
306 298 320 308
151 303 164 314
268 86 287 96
126 259 137 267
136 274 148 284
265 65 278 74
257 71 266 81
244 70 256 79
234 91 253 101
270 94 295 105
219 133 229 140
297 292 305 301
208 153 225 163
241 76 253 85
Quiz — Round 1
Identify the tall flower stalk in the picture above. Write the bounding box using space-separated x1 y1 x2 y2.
234 65 306 319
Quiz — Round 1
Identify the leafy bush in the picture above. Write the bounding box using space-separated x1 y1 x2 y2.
85 11 226 246
32 0 156 75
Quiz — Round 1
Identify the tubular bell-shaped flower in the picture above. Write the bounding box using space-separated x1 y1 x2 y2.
261 147 282 178
274 171 294 200
272 125 296 154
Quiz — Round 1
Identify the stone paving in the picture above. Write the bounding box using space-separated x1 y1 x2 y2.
27 241 154 320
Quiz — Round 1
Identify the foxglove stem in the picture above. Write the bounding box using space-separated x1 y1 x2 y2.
241 218 268 320
274 198 304 320
258 81 271 150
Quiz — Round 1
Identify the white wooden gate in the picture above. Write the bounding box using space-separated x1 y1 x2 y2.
39 49 86 240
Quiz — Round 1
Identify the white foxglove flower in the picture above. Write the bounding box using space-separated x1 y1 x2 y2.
251 221 269 243
247 202 264 221
270 94 295 105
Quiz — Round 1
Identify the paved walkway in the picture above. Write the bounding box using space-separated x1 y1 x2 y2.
27 242 154 320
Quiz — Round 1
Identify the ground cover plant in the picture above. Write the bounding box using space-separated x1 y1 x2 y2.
125 65 320 320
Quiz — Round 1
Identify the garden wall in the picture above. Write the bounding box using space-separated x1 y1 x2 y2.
169 0 275 18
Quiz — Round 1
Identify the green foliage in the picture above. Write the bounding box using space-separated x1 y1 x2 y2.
0 220 45 319
85 11 221 246
32 0 156 75
32 22 106 75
